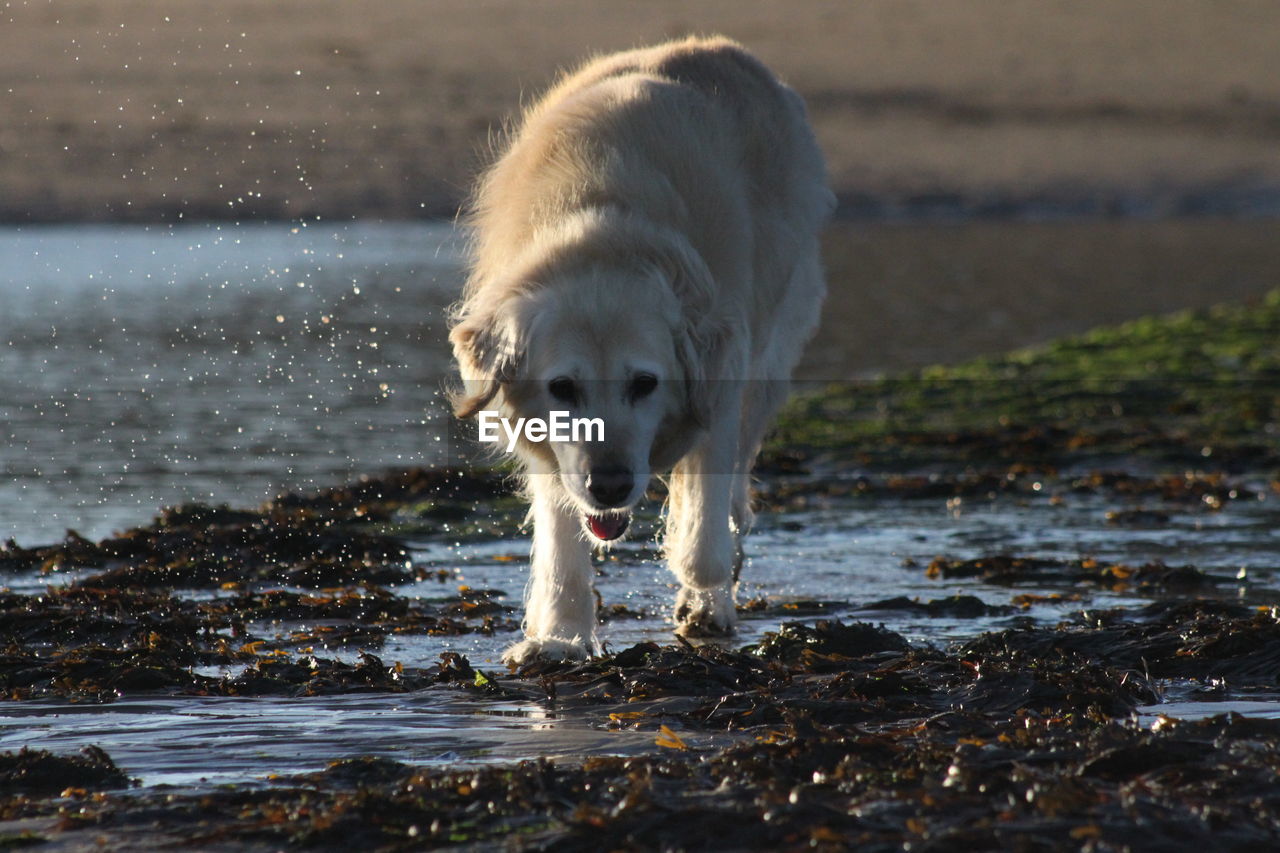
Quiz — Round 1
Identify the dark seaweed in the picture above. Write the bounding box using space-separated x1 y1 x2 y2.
0 747 133 796
14 612 1280 850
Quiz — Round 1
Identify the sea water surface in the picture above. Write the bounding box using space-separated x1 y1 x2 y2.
1 222 463 545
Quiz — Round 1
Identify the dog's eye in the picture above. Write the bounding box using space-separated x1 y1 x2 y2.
548 376 577 403
630 373 658 400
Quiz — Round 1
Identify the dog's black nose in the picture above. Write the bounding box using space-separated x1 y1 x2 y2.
587 467 633 507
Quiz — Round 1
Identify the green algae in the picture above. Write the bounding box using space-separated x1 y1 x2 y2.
772 289 1280 470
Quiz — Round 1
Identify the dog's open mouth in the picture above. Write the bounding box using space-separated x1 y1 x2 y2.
586 512 630 541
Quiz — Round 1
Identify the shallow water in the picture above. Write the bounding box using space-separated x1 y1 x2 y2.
1 222 464 544
0 694 664 789
2 491 1276 787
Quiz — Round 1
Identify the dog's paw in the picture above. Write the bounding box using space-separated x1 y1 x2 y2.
673 586 738 638
501 636 591 667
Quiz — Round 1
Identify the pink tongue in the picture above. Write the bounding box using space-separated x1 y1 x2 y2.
587 513 630 540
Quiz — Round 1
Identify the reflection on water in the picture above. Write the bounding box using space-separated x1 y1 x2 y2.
0 693 631 789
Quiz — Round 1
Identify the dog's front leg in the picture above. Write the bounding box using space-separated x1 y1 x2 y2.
502 472 597 665
667 425 740 638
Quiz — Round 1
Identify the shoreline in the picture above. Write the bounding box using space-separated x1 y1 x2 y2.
4 185 1280 228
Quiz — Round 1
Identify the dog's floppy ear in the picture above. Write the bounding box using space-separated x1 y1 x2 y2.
448 301 523 419
651 235 731 430
673 321 712 429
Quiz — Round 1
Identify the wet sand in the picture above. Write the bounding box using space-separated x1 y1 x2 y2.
1 0 1279 222
809 218 1280 377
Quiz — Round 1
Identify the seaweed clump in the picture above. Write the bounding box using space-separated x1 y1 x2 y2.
0 466 508 587
0 584 517 702
770 290 1280 474
0 746 133 797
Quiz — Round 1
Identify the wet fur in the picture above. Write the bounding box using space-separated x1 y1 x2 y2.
449 36 833 664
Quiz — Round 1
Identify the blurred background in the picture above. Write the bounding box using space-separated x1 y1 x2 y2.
2 0 1278 541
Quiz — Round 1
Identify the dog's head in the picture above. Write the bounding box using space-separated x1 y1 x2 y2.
450 246 718 542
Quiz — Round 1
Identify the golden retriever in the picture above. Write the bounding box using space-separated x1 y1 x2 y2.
449 36 833 664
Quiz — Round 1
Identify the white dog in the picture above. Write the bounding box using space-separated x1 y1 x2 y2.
449 36 833 664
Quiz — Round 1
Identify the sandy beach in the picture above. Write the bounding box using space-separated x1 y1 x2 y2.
2 0 1279 222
